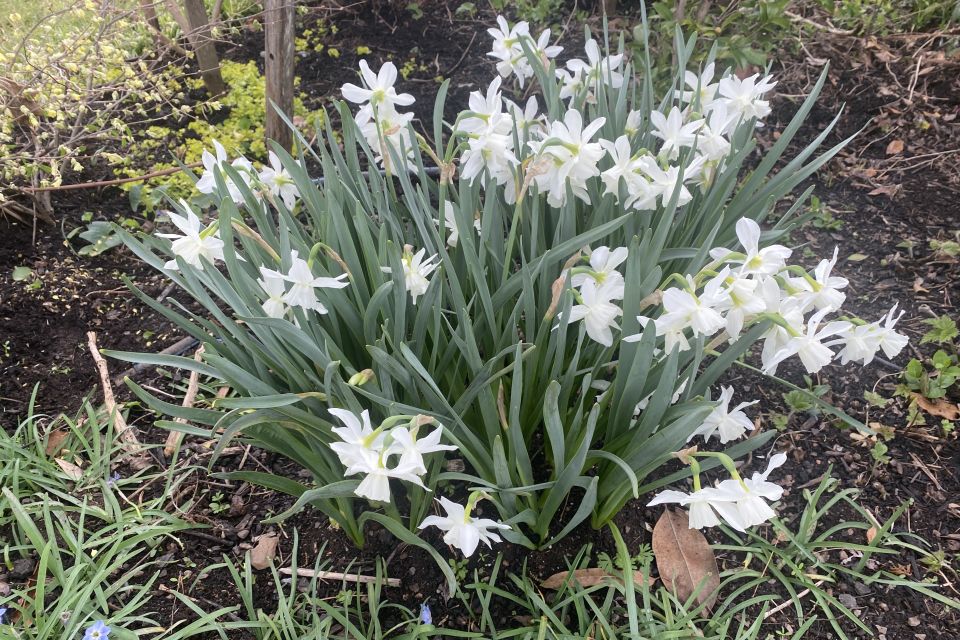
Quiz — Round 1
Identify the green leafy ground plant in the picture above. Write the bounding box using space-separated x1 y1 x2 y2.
0 393 229 639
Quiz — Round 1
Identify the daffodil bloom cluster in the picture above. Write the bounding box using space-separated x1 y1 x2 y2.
328 409 455 502
195 140 301 208
341 60 417 170
650 452 787 531
487 15 562 87
329 409 511 556
129 16 907 559
258 250 349 317
613 217 908 375
634 217 906 529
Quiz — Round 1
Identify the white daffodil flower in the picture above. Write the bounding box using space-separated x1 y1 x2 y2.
328 408 385 470
195 140 256 204
661 273 729 338
401 246 439 305
837 304 908 365
688 386 758 444
600 136 651 208
566 38 624 91
258 151 300 209
341 60 415 112
195 140 229 195
458 79 519 189
634 155 692 208
347 448 426 503
260 250 349 314
157 204 225 271
697 102 737 161
709 453 787 531
457 77 512 136
711 217 792 277
487 16 531 81
715 272 766 339
507 95 542 136
563 278 623 347
355 104 416 171
787 247 849 312
627 312 692 352
676 62 719 110
438 201 480 248
257 266 288 319
762 307 852 375
649 106 704 161
383 246 439 305
487 17 561 87
571 246 628 299
387 424 457 476
648 487 731 530
717 73 777 123
528 109 606 207
419 496 510 557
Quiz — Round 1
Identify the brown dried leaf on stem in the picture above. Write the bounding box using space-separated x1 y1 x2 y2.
652 508 721 610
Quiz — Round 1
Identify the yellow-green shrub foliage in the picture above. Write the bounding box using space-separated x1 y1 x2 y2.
116 60 324 206
0 2 188 204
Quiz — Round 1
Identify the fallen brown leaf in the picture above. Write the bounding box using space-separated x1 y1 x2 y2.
866 526 877 544
652 509 720 610
912 393 960 421
45 429 69 457
540 567 655 590
885 139 904 156
55 458 84 481
250 532 279 570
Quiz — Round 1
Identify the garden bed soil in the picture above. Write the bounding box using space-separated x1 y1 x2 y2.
1 2 959 638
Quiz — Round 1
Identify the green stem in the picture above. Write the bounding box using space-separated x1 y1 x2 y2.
500 198 525 284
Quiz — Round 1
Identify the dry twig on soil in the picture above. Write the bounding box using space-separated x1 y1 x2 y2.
279 567 401 587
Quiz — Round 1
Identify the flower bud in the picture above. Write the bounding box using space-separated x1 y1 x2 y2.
348 369 375 386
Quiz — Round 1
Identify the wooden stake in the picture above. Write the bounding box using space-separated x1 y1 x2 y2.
164 345 205 456
181 0 226 96
86 332 151 469
264 0 296 152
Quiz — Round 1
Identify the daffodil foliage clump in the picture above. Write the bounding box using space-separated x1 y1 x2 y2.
113 18 908 558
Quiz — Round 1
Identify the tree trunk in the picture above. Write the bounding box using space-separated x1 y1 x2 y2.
264 0 296 152
140 0 163 42
141 1 189 55
181 0 226 97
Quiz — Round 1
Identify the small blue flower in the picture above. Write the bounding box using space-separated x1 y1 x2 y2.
0 606 8 624
419 602 432 625
83 620 110 640
107 472 121 487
